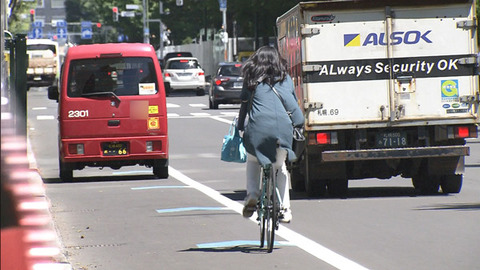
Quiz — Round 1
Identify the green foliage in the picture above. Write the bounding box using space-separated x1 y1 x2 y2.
61 0 480 47
7 1 36 35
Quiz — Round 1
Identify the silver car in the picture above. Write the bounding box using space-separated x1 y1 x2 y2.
163 57 206 96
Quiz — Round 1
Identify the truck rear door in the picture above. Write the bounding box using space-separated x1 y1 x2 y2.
302 0 478 127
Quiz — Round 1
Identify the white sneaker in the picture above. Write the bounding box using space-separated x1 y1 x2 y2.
242 195 257 218
279 208 292 223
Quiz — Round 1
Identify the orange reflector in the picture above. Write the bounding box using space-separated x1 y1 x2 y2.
457 126 470 138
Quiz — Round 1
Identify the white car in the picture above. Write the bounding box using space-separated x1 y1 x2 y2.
163 57 206 96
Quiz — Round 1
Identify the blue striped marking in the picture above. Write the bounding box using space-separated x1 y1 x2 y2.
196 240 295 248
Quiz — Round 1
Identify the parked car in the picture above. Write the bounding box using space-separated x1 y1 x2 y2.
209 62 243 109
163 57 206 96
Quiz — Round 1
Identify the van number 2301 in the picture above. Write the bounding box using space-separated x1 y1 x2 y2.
68 110 89 118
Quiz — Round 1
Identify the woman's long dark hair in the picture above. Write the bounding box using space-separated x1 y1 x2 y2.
242 46 288 90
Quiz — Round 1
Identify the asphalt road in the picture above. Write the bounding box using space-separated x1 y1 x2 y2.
27 87 480 270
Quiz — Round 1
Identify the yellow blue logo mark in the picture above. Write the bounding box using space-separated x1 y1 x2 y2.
441 80 459 98
344 34 360 47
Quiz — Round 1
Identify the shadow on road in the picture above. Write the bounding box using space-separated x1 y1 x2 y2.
43 174 158 184
415 203 480 211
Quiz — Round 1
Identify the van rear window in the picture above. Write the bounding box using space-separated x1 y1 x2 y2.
67 57 158 97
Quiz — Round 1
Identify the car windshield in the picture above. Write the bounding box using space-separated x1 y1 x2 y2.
219 64 242 76
27 44 57 54
67 57 158 97
167 59 200 69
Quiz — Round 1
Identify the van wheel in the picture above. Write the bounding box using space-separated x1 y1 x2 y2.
153 159 169 179
59 159 73 182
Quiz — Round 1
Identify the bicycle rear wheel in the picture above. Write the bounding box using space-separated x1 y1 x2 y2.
258 166 267 248
266 167 276 253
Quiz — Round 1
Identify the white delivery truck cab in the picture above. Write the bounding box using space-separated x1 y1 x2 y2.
277 0 479 197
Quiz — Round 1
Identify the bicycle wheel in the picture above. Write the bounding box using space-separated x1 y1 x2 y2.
266 167 276 253
258 166 267 248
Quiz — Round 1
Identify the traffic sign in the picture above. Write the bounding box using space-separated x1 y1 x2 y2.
33 21 43 28
81 28 92 39
218 0 227 10
57 27 67 39
81 21 92 28
33 28 43 39
56 20 67 27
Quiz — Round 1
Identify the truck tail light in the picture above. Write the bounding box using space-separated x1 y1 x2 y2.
448 125 478 139
68 144 84 155
308 131 338 145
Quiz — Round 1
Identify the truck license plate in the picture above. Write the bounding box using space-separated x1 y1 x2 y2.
375 132 407 148
102 142 128 156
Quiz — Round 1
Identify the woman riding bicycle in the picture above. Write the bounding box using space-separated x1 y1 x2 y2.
237 46 304 223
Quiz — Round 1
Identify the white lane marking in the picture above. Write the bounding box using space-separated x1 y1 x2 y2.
189 103 206 107
190 112 210 117
167 103 180 108
209 116 232 124
37 115 55 120
220 112 239 116
167 113 180 117
131 185 193 190
32 107 47 110
168 167 369 270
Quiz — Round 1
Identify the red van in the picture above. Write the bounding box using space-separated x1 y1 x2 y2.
48 43 168 181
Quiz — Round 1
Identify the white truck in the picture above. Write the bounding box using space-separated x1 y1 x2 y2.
277 0 479 197
26 39 60 89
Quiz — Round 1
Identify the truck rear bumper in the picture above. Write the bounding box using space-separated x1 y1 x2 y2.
322 145 469 162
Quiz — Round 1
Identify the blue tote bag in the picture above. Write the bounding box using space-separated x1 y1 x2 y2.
221 118 247 163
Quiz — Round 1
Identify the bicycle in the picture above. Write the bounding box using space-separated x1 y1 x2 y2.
257 164 281 253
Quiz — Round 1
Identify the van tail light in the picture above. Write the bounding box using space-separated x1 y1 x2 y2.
215 77 229 85
146 141 162 152
448 125 478 139
308 131 338 145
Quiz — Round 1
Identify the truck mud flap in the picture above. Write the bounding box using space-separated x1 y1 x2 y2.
321 145 469 162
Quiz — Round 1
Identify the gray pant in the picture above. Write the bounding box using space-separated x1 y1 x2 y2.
246 148 291 210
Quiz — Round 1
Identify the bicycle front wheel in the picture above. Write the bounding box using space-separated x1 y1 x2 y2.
266 167 277 253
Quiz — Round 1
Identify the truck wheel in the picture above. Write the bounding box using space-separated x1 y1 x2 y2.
440 174 462 194
305 156 326 197
290 166 305 192
327 178 348 198
59 159 73 182
412 174 440 195
153 159 169 179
